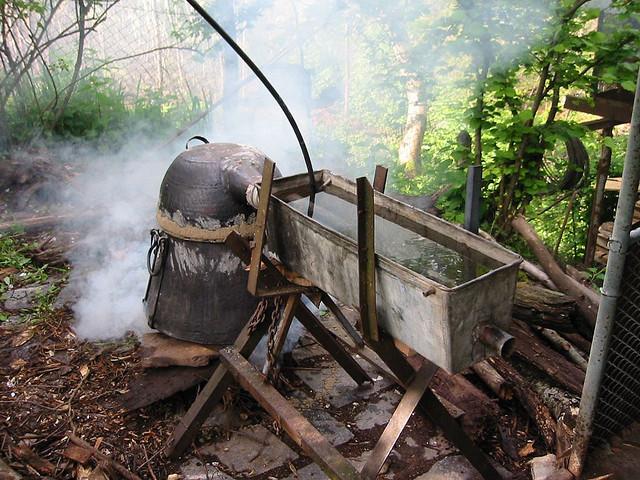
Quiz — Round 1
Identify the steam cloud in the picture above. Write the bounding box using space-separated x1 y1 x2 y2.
63 0 553 341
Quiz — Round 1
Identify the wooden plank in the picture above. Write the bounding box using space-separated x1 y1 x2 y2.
321 292 364 348
248 159 276 295
295 300 372 385
373 165 388 193
564 95 632 124
120 364 217 411
361 362 437 479
220 347 361 480
356 176 379 342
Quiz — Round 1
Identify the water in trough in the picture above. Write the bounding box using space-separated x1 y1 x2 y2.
288 192 490 288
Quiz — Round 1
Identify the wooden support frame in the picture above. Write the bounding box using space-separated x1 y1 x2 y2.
167 164 504 480
357 176 379 342
248 159 276 295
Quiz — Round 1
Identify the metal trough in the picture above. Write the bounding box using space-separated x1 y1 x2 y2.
266 170 522 373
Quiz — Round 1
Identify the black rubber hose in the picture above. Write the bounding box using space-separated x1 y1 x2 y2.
185 0 317 213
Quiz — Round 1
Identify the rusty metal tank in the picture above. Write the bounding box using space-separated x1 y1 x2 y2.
143 142 275 345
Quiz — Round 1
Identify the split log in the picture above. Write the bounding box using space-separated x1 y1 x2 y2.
471 360 514 400
430 368 499 440
514 282 576 332
538 327 588 371
559 331 592 355
67 434 142 480
139 333 218 369
509 319 585 395
512 215 599 327
530 378 580 425
488 356 556 451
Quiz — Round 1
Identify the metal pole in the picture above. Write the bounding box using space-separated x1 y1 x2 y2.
569 69 640 477
464 165 482 234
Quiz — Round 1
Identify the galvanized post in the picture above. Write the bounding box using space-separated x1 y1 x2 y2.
569 70 640 477
464 165 482 234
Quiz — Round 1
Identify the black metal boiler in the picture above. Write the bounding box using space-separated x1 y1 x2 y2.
143 142 277 345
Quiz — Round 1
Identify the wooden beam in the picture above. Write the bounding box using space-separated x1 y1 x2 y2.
356 176 379 342
248 159 276 295
295 300 372 385
220 347 361 480
565 95 632 125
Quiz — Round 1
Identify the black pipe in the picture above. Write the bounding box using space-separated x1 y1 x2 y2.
185 0 317 214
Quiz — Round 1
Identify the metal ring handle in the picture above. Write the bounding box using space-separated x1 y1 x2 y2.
147 230 167 276
185 135 210 150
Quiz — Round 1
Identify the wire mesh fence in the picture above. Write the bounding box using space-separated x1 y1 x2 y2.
592 239 640 444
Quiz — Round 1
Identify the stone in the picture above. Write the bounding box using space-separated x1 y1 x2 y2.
298 407 353 445
353 390 401 430
139 332 218 369
180 458 233 480
199 424 298 476
2 283 52 311
413 455 482 480
295 358 393 409
291 341 330 364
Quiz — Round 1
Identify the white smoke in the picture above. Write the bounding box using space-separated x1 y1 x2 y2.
64 142 177 340
61 0 555 341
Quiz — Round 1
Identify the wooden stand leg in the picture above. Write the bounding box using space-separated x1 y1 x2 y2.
165 305 272 458
361 361 437 479
220 347 361 480
321 291 364 348
296 300 372 386
371 335 502 480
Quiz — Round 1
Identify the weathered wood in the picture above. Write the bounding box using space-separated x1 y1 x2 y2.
430 368 499 441
509 319 585 395
67 434 142 480
63 445 93 466
119 365 217 411
513 282 576 332
559 331 592 355
520 260 558 290
248 159 276 295
564 94 633 124
585 127 614 266
139 333 218 369
295 300 372 386
220 347 361 480
357 176 379 342
538 327 588 371
512 215 599 327
361 362 437 479
488 356 557 451
11 445 55 476
373 165 388 193
471 360 513 400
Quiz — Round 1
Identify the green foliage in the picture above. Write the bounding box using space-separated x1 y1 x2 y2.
6 69 204 147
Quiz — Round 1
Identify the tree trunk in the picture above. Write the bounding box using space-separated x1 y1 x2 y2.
398 77 427 176
513 282 576 332
512 214 599 327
